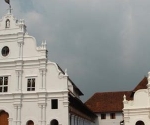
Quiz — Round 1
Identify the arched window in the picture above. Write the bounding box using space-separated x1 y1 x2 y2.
27 120 34 125
136 121 145 125
51 119 59 125
6 19 10 28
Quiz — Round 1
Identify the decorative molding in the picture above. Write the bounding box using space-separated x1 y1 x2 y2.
0 74 11 76
25 75 38 78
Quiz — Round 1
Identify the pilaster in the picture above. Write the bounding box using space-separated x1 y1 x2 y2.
38 103 47 125
17 41 24 59
15 70 23 92
13 104 22 125
8 118 13 125
39 69 47 91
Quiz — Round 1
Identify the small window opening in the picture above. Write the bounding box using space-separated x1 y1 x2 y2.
110 113 116 119
101 113 106 119
6 19 10 28
51 99 58 109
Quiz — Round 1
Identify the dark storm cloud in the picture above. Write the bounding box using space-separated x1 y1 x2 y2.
0 0 150 101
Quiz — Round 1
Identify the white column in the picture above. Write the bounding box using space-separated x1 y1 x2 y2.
43 105 46 125
79 118 81 125
18 38 24 59
21 42 23 59
39 69 46 90
38 105 42 125
41 105 43 125
78 117 80 125
14 105 18 125
39 70 43 89
73 115 75 125
38 104 43 125
18 105 21 125
83 119 84 125
71 115 74 125
18 42 21 58
43 70 46 90
18 71 22 91
16 70 22 92
75 116 77 125
16 71 19 91
84 120 87 125
70 114 72 125
8 118 13 125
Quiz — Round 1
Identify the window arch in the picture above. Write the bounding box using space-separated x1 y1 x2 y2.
136 121 145 125
5 19 10 28
26 120 34 125
51 119 58 125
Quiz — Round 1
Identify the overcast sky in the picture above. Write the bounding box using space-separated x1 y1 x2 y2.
0 0 150 101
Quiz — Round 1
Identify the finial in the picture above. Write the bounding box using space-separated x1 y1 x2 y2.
148 72 150 78
123 94 126 102
44 40 47 49
65 69 68 76
42 41 44 48
45 40 47 45
148 72 150 85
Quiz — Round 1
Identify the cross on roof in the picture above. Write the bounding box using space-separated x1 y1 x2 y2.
7 5 13 14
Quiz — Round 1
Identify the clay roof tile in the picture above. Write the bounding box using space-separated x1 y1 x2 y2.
85 77 148 113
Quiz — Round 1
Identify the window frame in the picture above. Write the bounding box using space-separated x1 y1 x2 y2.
0 76 9 93
110 113 116 119
101 113 106 119
27 78 35 91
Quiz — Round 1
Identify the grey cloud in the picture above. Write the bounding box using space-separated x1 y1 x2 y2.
0 0 150 101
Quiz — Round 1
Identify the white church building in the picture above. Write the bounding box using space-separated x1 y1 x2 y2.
0 8 96 125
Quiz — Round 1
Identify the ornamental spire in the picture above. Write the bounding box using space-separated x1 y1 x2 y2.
5 0 12 14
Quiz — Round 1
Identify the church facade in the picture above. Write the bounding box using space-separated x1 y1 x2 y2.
0 10 96 125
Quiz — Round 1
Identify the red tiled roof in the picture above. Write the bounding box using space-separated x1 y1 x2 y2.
85 91 131 113
85 77 148 113
132 77 147 92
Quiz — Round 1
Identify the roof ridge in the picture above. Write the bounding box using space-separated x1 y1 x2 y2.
132 77 147 91
95 91 131 94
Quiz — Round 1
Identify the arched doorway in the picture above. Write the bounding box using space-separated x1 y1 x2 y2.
51 119 59 125
136 121 145 125
0 110 9 125
27 120 34 125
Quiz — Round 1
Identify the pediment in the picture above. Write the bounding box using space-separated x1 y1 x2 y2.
0 13 26 35
133 89 149 107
